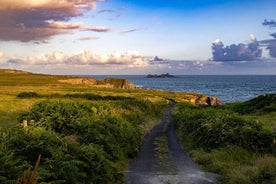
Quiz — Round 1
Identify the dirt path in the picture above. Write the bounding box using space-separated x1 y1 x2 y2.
125 104 218 184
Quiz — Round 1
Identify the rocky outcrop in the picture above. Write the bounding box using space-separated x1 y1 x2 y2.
59 77 136 89
175 92 223 107
102 78 136 89
196 96 223 107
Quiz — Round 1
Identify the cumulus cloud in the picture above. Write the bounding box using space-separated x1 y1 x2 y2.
261 19 276 57
0 0 107 42
4 51 148 68
212 35 262 61
65 51 148 67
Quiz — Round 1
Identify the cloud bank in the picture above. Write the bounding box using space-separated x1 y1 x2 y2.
4 51 148 68
212 36 262 61
0 0 108 42
261 19 276 57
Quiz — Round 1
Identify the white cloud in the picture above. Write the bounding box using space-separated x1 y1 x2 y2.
0 52 3 58
5 50 149 68
47 21 111 32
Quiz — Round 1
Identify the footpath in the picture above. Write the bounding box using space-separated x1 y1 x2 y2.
125 104 218 184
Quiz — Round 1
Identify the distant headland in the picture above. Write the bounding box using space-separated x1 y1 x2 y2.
146 73 175 78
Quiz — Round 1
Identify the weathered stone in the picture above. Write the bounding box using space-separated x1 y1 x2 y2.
196 96 223 107
22 120 28 127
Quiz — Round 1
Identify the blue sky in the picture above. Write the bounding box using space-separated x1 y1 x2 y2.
0 0 276 74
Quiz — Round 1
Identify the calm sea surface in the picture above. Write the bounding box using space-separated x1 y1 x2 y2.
87 75 276 103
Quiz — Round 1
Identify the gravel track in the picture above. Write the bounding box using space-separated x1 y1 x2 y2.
125 104 218 184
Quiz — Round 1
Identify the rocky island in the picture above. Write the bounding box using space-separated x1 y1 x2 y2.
146 73 175 78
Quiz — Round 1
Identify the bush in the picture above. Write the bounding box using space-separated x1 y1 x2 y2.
230 94 276 114
1 98 164 183
17 92 41 98
173 103 276 153
16 92 134 101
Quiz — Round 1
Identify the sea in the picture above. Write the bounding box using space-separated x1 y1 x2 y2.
87 75 276 104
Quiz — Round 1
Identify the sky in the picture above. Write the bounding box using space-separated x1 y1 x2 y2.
0 0 276 75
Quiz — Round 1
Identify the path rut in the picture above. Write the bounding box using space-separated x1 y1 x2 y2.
125 104 218 184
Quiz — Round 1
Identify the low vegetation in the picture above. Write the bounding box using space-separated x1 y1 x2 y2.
1 97 165 183
173 94 276 183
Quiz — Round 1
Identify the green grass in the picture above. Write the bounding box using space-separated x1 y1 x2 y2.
190 147 276 184
244 112 276 132
173 96 276 184
0 69 206 129
0 94 41 128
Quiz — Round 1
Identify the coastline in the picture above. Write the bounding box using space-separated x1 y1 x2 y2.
81 75 276 103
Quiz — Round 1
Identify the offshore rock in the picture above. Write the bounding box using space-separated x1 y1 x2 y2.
147 73 175 78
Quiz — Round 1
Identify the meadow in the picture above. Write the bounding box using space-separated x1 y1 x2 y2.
0 69 275 183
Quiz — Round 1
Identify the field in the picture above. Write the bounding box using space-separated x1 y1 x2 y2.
0 69 275 183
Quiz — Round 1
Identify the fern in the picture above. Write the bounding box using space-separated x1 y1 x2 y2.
17 154 41 184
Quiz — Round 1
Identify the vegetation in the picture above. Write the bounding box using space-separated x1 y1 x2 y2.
173 94 276 183
1 69 276 183
1 97 165 183
0 69 173 183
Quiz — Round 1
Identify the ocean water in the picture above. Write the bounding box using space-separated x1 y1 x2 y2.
89 75 276 103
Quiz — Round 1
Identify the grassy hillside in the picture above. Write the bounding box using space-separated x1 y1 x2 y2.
0 69 212 183
0 69 212 128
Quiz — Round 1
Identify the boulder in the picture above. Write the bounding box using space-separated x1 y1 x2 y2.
196 96 223 107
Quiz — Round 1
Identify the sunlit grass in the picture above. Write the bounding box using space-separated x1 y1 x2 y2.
248 113 276 131
0 94 42 128
191 147 276 184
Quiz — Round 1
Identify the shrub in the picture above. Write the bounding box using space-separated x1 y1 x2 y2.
173 103 276 153
1 98 164 183
17 92 41 98
230 94 276 114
